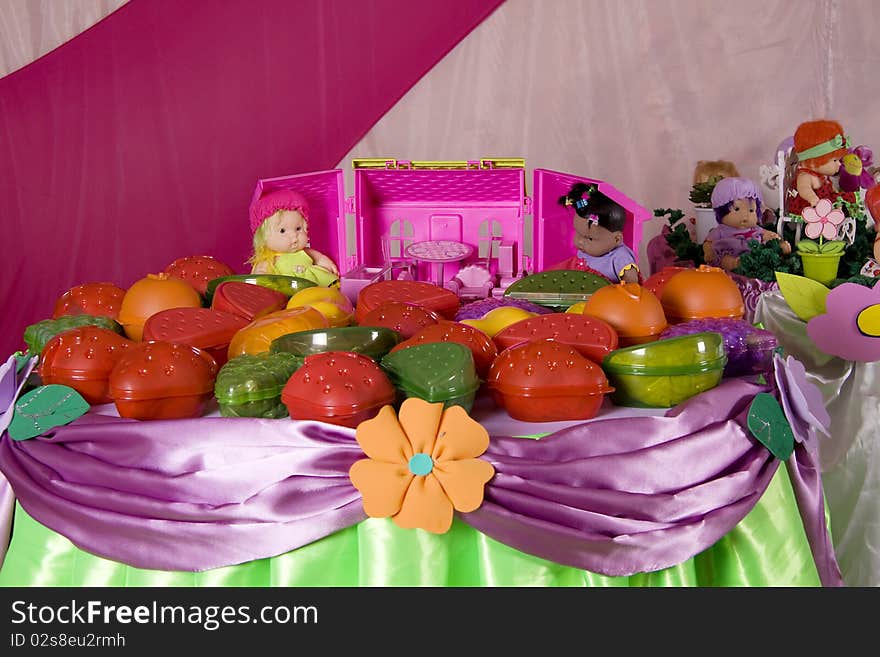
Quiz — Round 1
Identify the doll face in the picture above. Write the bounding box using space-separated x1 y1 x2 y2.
814 157 842 176
264 209 308 253
573 215 621 256
721 198 758 229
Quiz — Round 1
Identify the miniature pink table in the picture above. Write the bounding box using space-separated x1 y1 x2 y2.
405 240 474 286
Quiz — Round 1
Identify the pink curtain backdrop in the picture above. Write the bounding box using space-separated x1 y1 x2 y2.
0 0 503 358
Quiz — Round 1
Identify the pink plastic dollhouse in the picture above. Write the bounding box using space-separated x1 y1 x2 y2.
250 159 650 304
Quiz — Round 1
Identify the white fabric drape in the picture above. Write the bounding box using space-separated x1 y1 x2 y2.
338 0 880 270
0 0 127 78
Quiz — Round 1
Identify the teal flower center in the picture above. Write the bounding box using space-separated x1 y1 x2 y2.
408 453 434 476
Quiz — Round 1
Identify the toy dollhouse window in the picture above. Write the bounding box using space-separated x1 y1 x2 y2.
478 219 502 259
388 219 414 258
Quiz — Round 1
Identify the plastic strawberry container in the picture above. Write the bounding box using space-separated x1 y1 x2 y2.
109 341 219 419
52 281 127 320
356 280 460 323
215 352 303 418
164 255 235 297
211 281 289 322
359 302 441 340
492 312 619 364
38 325 133 404
281 352 396 428
487 339 613 422
142 307 248 368
380 342 480 411
389 321 498 378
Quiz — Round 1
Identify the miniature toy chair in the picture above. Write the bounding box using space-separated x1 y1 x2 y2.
381 234 415 281
772 146 857 247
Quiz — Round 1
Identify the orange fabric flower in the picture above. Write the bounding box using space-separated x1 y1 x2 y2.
349 398 495 534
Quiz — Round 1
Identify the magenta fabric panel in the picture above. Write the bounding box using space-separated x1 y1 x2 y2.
0 0 504 358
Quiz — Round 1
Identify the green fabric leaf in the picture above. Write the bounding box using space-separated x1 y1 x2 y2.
818 240 846 255
774 271 830 321
7 385 90 441
796 240 820 253
747 393 795 461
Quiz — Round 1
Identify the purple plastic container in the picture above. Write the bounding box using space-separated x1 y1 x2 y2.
659 317 778 377
455 297 553 321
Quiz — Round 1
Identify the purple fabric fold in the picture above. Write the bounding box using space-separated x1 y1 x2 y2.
0 378 841 581
461 379 779 576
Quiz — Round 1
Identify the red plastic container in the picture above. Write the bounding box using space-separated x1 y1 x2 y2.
211 281 289 322
281 351 396 428
52 282 127 320
390 320 498 378
493 313 618 364
142 307 248 368
38 326 133 404
164 255 235 297
487 339 613 422
356 280 460 323
109 342 219 419
360 302 441 340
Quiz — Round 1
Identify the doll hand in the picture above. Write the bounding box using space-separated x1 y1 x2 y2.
720 254 740 271
315 257 338 274
780 240 792 255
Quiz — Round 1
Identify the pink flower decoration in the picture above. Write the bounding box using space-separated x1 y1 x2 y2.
802 199 845 240
807 282 880 362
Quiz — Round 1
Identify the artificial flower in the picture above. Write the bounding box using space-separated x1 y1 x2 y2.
772 353 830 455
806 282 880 362
349 397 495 534
802 198 845 241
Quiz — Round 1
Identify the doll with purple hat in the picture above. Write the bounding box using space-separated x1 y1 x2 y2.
247 188 339 286
702 177 791 272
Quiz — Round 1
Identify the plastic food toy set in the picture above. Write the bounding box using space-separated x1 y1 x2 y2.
10 157 791 441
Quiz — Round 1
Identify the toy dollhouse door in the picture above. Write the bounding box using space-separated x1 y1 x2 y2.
251 169 348 274
532 168 650 273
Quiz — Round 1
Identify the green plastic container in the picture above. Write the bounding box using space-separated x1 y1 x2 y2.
214 352 304 418
503 270 611 308
270 326 400 361
24 314 124 356
380 342 479 411
601 332 727 408
204 274 316 305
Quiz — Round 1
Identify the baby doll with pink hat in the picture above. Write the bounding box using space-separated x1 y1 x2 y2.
703 177 790 272
247 188 339 286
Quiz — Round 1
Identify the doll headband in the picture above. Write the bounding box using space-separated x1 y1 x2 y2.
796 133 852 161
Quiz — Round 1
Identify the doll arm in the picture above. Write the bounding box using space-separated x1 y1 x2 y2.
251 260 272 275
762 229 791 254
874 233 880 262
304 248 339 274
703 237 739 271
795 172 820 207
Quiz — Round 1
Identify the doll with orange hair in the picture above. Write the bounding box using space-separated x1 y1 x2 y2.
247 189 339 286
786 119 857 217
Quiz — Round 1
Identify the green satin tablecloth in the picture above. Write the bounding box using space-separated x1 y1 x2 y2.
0 465 821 587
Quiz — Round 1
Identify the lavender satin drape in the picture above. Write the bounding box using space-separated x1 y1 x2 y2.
0 378 842 583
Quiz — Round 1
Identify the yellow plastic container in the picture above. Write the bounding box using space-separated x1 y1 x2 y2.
228 306 329 358
286 286 354 328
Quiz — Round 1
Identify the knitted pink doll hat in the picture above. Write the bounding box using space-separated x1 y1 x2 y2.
249 189 310 234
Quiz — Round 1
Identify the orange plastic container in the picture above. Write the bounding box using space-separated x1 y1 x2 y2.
281 352 396 428
227 306 329 358
38 326 133 404
109 341 219 419
117 273 202 341
659 265 745 323
356 280 460 323
581 283 668 347
487 339 613 422
642 266 689 299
